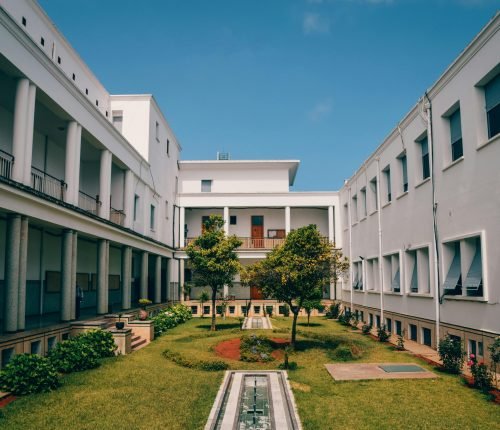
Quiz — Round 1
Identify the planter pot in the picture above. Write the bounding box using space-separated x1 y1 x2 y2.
139 309 148 321
115 321 125 330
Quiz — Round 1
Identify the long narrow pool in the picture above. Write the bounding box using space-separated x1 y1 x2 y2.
206 371 301 430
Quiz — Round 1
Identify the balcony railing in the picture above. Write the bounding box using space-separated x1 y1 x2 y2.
78 191 101 215
110 207 125 226
31 167 66 200
0 149 13 179
185 236 331 250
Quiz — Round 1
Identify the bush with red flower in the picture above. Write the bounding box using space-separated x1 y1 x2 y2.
467 353 492 392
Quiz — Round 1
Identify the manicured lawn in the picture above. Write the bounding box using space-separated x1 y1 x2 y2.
1 317 498 429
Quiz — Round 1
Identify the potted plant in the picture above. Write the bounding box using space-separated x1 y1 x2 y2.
138 298 152 320
115 313 125 330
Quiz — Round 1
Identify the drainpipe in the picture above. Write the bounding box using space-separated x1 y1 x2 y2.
376 158 384 325
347 186 353 312
424 92 441 347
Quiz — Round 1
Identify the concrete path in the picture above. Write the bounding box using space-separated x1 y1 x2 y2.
325 363 437 381
242 316 273 330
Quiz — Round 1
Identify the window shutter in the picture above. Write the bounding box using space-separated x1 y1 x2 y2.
391 268 400 291
410 262 418 293
464 247 482 291
443 251 461 291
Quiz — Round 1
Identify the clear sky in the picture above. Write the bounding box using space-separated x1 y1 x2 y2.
39 0 498 191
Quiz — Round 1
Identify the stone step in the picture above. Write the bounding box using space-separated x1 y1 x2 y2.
131 337 147 351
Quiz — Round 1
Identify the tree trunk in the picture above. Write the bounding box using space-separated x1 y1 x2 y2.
211 288 217 331
291 310 299 349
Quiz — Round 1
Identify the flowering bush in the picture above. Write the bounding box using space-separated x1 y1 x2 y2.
467 354 492 392
151 304 192 337
240 334 275 362
438 335 465 374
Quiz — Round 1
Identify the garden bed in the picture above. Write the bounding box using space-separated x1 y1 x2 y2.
214 337 289 361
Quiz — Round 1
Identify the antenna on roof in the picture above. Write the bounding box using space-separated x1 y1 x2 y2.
217 152 230 160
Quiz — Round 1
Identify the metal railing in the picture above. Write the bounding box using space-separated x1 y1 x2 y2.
185 236 331 250
110 207 125 226
31 167 66 200
0 149 13 179
78 191 101 214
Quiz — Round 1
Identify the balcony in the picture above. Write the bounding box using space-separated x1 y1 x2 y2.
78 191 101 215
110 207 126 226
0 149 13 179
31 167 66 201
185 236 330 250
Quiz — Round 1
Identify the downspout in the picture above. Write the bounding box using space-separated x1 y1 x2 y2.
376 158 384 325
424 92 441 347
347 186 353 312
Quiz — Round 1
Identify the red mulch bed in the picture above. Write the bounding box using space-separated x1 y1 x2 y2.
214 337 290 361
0 394 16 408
461 374 500 404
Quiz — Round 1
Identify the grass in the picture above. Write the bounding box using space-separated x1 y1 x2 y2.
1 317 499 429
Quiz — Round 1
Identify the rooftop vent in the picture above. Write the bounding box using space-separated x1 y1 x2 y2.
217 152 230 160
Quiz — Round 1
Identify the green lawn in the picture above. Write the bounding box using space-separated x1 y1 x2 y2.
1 317 498 429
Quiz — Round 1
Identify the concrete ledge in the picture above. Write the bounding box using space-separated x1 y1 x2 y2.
127 320 154 343
70 320 108 336
108 328 132 355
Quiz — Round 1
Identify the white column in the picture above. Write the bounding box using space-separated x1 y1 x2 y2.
11 79 29 183
179 259 185 303
64 121 79 205
179 207 185 247
121 246 132 310
166 258 173 301
123 169 134 228
73 125 82 204
70 231 78 320
285 206 291 235
22 83 36 185
17 216 29 330
4 214 21 332
140 251 149 299
328 205 334 244
154 255 162 304
223 206 229 235
98 149 112 219
97 239 109 314
61 230 73 321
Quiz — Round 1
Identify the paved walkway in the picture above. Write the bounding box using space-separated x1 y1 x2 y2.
325 363 437 381
242 316 273 330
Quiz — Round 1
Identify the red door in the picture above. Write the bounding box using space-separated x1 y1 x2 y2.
251 216 264 248
250 286 264 300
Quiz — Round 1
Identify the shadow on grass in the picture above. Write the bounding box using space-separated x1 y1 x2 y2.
297 322 323 328
196 323 241 331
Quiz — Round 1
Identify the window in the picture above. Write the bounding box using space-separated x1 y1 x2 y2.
369 177 378 211
386 318 392 333
395 320 402 336
112 111 123 133
1 348 14 368
376 315 381 328
57 56 61 64
449 108 463 161
369 313 374 326
72 73 76 81
191 306 198 315
409 324 418 341
22 16 27 26
352 261 363 290
485 73 500 139
150 205 155 230
167 139 170 155
384 252 400 292
399 153 408 193
478 341 484 357
229 306 235 314
40 37 45 46
360 187 367 218
155 121 160 141
351 194 358 223
203 306 210 315
30 340 41 355
418 135 430 180
383 165 391 202
406 247 430 294
230 215 237 225
133 195 139 221
95 99 99 107
47 336 57 351
254 306 261 314
201 179 212 193
366 258 379 291
165 201 169 219
408 250 418 293
423 328 432 346
85 88 89 95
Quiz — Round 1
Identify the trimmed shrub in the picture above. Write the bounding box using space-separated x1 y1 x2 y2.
438 334 465 374
152 304 193 337
361 324 372 335
162 349 229 371
78 329 117 358
48 338 100 373
240 334 275 362
467 354 492 392
377 325 390 342
278 361 298 370
0 354 60 395
325 303 341 319
330 344 363 361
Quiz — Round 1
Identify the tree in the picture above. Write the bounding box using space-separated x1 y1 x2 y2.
199 290 209 318
255 224 346 348
185 215 242 331
303 298 323 326
330 247 350 300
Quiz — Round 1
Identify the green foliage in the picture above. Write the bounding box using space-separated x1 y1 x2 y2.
278 361 298 370
488 337 500 387
240 334 275 362
303 298 323 326
162 349 229 371
265 306 274 317
48 338 100 373
396 330 406 350
438 334 465 374
185 215 242 331
139 298 152 309
361 323 372 335
338 311 352 326
0 354 60 396
377 325 390 342
78 329 117 358
325 303 341 319
281 304 290 317
467 354 492 392
330 344 363 361
152 304 192 337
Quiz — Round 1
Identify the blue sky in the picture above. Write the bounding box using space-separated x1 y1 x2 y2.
39 0 498 190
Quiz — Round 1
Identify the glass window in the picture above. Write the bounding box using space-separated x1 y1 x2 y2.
370 177 378 211
133 195 139 221
449 109 463 161
420 136 430 179
485 74 500 139
400 154 408 192
150 205 155 230
383 166 391 202
230 215 237 225
201 179 212 192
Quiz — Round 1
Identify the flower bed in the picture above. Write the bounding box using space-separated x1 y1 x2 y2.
151 304 192 337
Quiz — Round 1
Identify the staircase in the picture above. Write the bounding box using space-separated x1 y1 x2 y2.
131 334 147 351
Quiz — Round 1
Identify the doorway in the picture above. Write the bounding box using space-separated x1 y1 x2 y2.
251 216 264 248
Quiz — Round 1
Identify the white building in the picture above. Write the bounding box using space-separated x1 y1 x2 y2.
340 12 500 359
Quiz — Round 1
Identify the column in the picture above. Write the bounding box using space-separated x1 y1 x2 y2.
61 230 73 322
70 231 78 320
123 169 134 228
223 206 229 235
11 79 29 183
64 121 80 205
154 255 162 304
179 207 185 247
328 205 334 244
98 149 112 219
22 83 36 185
97 239 109 314
17 217 29 330
285 206 291 235
4 214 21 332
140 251 149 299
73 125 82 204
179 259 185 303
121 246 132 310
166 258 173 301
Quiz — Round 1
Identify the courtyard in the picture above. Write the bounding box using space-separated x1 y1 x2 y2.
1 316 498 430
